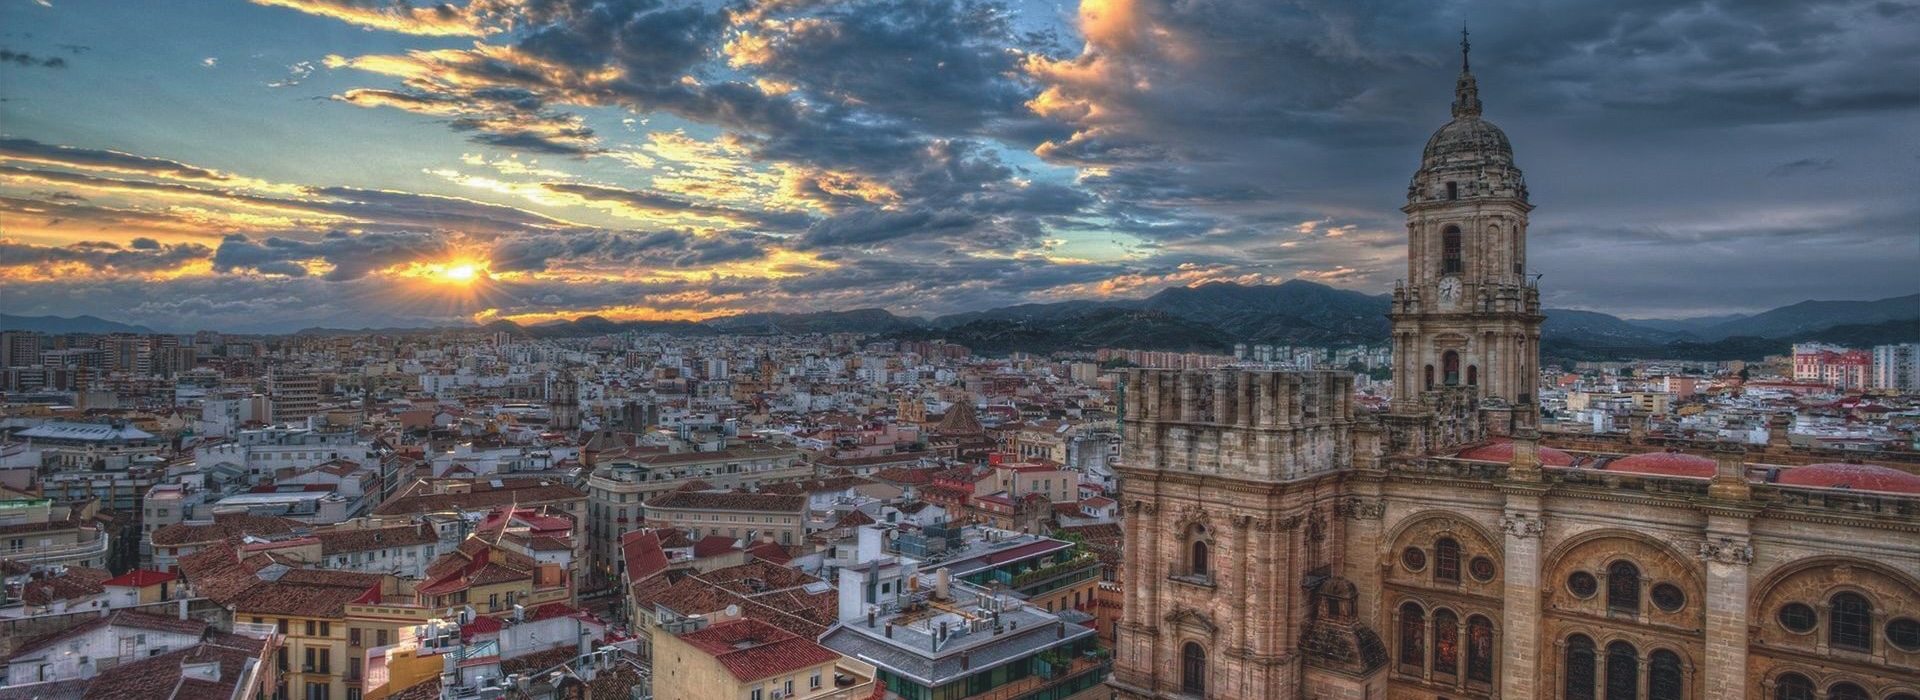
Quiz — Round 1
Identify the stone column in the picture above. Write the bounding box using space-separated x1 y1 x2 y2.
1499 491 1547 700
1700 508 1756 699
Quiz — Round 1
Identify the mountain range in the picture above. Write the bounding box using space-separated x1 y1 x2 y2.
7 283 1916 361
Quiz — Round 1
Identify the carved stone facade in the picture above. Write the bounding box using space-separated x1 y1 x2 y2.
1111 41 1920 700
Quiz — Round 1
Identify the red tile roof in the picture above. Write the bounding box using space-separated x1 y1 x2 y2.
1455 438 1575 467
621 530 669 583
1779 462 1920 494
151 513 303 547
677 618 842 682
21 566 111 606
693 535 741 559
1605 450 1716 478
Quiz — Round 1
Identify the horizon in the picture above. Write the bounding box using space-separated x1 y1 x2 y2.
6 277 1916 336
3 0 1917 332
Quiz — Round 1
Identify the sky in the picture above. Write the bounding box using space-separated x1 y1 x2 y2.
1 0 1916 333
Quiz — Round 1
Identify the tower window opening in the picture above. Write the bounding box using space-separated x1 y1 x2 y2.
1467 365 1478 386
1442 226 1464 274
1447 181 1459 200
1443 352 1461 386
1425 365 1436 391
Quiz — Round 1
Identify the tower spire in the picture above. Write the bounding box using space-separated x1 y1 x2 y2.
1451 24 1482 119
1462 24 1471 72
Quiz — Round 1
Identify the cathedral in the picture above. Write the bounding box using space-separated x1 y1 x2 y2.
1108 39 1920 700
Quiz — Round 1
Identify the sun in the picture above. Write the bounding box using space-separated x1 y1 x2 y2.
442 263 479 283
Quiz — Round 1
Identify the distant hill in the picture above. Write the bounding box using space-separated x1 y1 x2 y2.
1622 313 1749 334
0 314 153 334
896 308 1235 355
1692 293 1920 340
26 281 1917 360
705 308 925 335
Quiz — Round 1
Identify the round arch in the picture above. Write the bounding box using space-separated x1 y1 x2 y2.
1543 528 1704 592
1749 555 1920 618
1382 510 1505 567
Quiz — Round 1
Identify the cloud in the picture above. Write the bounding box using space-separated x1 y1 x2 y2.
1767 157 1839 177
0 137 236 182
541 182 812 231
211 230 455 280
267 61 316 88
0 237 211 274
247 0 495 37
0 49 67 69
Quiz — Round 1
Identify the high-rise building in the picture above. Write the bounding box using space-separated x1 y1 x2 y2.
0 330 41 368
1871 343 1920 393
268 371 321 424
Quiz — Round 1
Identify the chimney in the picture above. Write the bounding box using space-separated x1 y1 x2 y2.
961 653 971 671
884 623 893 638
935 567 951 600
1056 622 1065 640
867 609 876 628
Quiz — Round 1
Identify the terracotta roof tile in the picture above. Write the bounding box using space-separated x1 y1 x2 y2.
678 618 841 682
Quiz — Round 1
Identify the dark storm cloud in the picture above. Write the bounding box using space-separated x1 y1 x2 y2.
728 0 1057 139
212 230 454 280
541 182 812 231
0 238 211 272
486 229 772 272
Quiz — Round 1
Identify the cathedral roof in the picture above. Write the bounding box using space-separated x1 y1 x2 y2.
1454 438 1573 467
1777 462 1920 494
1604 450 1715 479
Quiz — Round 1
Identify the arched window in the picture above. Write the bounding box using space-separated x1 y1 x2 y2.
1466 615 1494 683
1829 592 1872 652
1433 608 1459 676
1442 226 1464 274
1191 540 1210 578
1564 634 1596 700
1467 365 1478 386
1466 617 1497 682
1443 352 1461 386
1607 561 1640 615
1648 649 1683 700
1605 641 1638 700
1181 642 1206 694
1773 673 1814 700
1827 683 1869 700
1425 365 1436 391
1435 537 1461 583
1399 602 1426 670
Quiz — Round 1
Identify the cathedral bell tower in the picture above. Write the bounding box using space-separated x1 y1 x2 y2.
1390 30 1542 425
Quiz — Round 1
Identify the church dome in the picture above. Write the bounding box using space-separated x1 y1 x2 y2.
1604 450 1715 479
1421 116 1513 170
1776 462 1920 494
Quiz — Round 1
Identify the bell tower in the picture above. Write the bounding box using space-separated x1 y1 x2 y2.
1390 29 1542 423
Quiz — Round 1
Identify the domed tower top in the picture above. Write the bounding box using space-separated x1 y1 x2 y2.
1407 27 1529 208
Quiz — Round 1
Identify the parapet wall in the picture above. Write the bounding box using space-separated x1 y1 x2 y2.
1123 369 1355 482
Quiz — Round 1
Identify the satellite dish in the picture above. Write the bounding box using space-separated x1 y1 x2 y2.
724 604 741 618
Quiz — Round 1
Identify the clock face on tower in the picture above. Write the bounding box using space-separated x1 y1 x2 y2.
1439 276 1462 305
